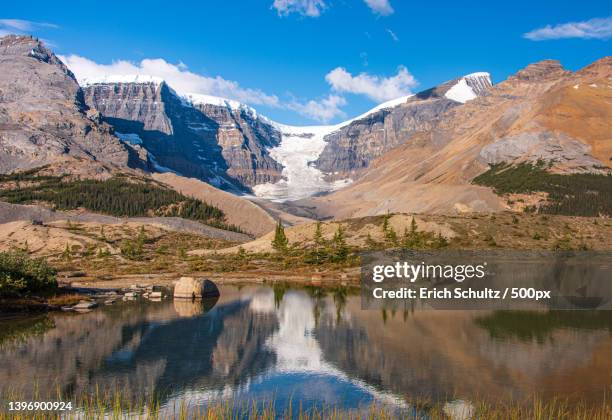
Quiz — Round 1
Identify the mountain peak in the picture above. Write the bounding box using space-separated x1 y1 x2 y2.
577 56 612 77
444 72 492 103
0 34 73 77
512 59 569 82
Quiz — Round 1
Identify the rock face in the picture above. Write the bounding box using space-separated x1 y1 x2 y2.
83 83 283 189
315 98 458 179
193 101 283 186
478 131 607 173
0 35 142 174
314 73 492 180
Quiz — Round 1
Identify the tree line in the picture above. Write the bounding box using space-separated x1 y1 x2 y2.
0 174 244 233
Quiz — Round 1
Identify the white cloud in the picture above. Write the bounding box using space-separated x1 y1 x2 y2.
524 16 612 41
59 54 281 108
386 28 399 41
288 94 347 122
364 0 394 16
325 66 417 102
272 0 327 17
0 18 58 32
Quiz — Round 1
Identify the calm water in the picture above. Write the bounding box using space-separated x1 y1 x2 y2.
1 285 611 415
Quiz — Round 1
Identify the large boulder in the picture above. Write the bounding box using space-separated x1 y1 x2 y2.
173 277 220 299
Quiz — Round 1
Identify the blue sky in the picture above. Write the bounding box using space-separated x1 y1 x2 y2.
1 0 610 125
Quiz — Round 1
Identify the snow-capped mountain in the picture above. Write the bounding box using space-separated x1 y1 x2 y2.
79 71 492 201
82 80 283 190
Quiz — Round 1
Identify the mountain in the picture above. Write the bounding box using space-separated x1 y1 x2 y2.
82 81 283 190
314 73 493 181
305 58 611 218
0 35 146 176
251 74 492 202
2 34 608 219
80 72 493 199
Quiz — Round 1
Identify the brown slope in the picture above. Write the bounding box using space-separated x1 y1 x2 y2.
306 58 611 218
152 173 277 237
533 57 612 163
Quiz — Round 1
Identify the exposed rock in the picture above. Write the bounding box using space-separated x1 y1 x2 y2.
510 59 570 82
315 98 458 179
83 82 283 189
479 131 607 173
314 74 492 180
0 35 144 174
73 300 98 310
173 277 220 299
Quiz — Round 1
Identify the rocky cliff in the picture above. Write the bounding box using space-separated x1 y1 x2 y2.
0 35 142 175
314 73 492 180
83 83 283 189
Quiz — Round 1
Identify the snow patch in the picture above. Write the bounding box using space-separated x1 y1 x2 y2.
445 78 477 103
80 74 164 86
115 132 143 145
445 72 491 103
182 92 260 119
148 153 178 174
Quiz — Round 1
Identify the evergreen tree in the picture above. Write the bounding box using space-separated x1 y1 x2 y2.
272 220 288 252
330 225 349 263
309 221 326 264
382 213 398 246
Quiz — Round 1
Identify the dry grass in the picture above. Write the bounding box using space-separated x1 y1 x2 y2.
0 387 610 419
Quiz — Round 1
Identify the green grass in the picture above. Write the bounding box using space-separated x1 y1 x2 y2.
472 162 612 216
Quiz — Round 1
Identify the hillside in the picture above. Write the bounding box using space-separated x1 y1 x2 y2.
304 59 611 218
152 173 279 236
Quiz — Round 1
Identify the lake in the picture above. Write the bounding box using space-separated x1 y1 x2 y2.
1 284 611 416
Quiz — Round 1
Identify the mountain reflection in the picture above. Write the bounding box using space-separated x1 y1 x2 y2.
0 285 611 409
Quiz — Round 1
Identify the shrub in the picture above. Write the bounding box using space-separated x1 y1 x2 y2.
0 251 57 297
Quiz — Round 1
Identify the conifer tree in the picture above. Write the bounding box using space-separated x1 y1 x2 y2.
331 224 349 262
272 220 288 252
309 221 326 264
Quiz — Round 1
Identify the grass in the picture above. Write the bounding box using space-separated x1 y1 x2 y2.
0 388 610 419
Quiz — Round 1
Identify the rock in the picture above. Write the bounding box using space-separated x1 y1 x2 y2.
149 291 162 299
0 35 143 174
73 301 98 310
124 292 137 298
478 131 607 173
314 74 492 180
82 81 283 189
104 299 116 305
173 277 220 299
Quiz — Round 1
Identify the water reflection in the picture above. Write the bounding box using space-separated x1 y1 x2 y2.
0 285 611 412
